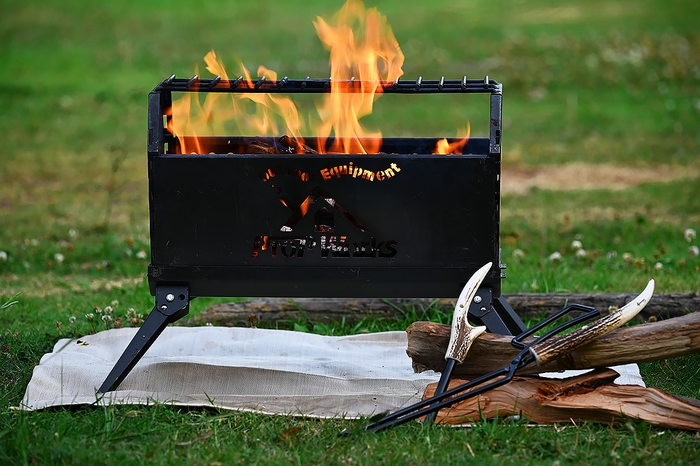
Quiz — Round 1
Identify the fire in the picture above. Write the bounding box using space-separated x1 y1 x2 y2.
434 124 471 155
170 0 464 156
313 0 403 154
169 51 304 153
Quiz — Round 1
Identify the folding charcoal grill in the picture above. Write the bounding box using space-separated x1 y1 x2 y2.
98 75 527 394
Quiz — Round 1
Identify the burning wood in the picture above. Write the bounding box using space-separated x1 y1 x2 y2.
423 368 700 430
167 0 470 156
406 311 700 377
279 135 318 154
248 141 282 154
247 136 319 155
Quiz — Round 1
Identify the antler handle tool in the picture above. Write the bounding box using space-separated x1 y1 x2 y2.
528 279 655 366
423 262 490 425
347 279 654 434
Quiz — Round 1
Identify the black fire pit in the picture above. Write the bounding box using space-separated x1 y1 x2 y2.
98 75 526 394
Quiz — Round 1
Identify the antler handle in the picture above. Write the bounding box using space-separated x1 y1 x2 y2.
444 262 491 363
529 279 655 366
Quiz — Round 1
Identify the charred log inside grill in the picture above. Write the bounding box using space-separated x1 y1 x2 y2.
249 140 283 154
171 135 490 156
248 136 320 154
279 135 318 154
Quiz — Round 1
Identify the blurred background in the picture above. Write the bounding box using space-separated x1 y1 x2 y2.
1 0 698 296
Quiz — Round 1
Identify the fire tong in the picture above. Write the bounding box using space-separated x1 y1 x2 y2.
343 267 655 434
422 262 491 425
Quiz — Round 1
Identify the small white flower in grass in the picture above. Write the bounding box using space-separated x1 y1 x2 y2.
684 228 697 242
607 251 617 259
571 240 583 251
690 245 699 257
102 315 112 323
30 238 39 247
622 252 634 263
548 251 562 261
575 249 587 258
0 251 7 262
110 300 119 307
512 249 525 260
654 262 663 270
95 307 102 314
205 322 213 327
54 253 65 264
136 250 147 260
85 313 94 320
69 316 76 324
68 229 79 239
103 306 113 315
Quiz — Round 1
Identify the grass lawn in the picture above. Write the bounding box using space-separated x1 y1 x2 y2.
1 0 699 464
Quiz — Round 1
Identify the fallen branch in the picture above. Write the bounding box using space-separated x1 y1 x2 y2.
186 298 428 327
423 368 700 430
406 312 700 377
504 292 698 319
189 293 700 327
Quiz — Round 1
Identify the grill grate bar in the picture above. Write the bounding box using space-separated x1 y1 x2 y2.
155 76 502 94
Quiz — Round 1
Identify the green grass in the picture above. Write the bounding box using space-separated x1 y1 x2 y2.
1 0 700 463
2 405 699 465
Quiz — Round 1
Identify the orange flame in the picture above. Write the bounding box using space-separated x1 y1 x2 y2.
169 51 305 152
169 0 472 156
168 92 204 154
313 0 404 153
434 123 471 155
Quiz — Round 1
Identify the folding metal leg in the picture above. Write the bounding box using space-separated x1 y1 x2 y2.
468 288 527 336
97 286 190 394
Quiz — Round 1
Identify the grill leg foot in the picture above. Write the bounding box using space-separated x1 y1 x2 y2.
97 286 189 394
468 288 527 336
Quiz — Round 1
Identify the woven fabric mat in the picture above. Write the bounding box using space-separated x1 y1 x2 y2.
20 326 644 418
20 327 440 418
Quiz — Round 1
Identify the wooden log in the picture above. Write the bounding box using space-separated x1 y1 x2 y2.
504 292 699 320
279 135 318 154
248 141 282 154
406 312 700 377
189 293 700 327
186 298 429 327
423 368 700 430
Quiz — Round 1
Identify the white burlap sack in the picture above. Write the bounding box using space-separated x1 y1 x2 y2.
20 326 644 418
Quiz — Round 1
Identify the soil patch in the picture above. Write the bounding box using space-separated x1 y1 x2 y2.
502 163 698 195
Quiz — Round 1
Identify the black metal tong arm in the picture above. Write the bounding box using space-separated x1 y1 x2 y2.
347 303 601 434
